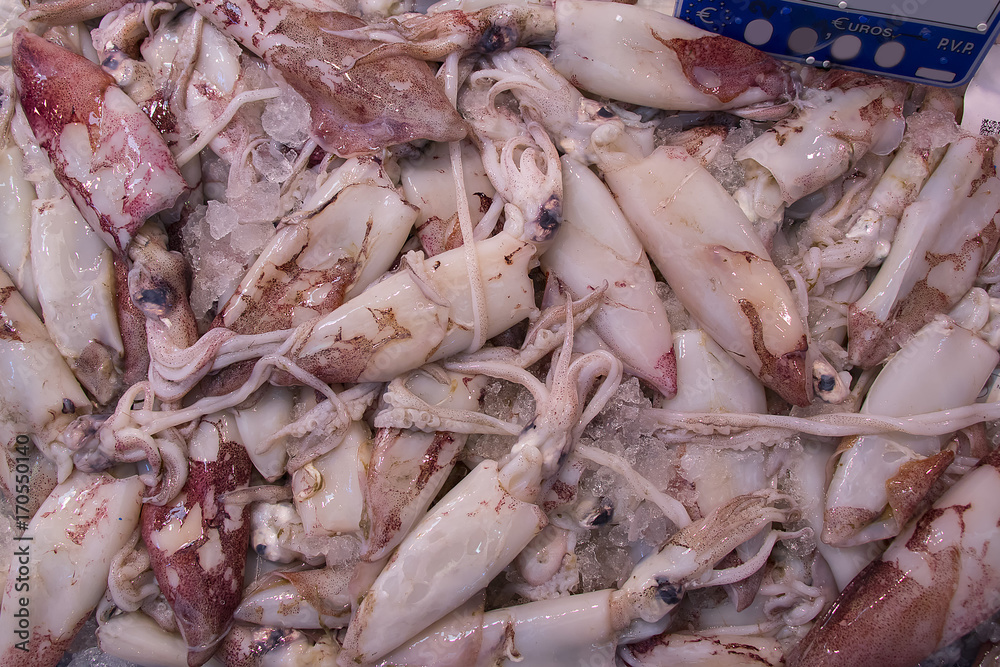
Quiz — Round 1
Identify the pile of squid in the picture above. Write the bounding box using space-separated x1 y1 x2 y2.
3 0 1000 663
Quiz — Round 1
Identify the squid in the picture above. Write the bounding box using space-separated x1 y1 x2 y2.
0 74 39 314
399 140 497 257
292 420 370 540
215 157 417 333
0 268 91 479
235 564 353 630
130 222 536 416
593 136 844 407
200 156 418 395
824 310 999 547
791 447 1000 667
363 367 488 562
340 301 622 663
540 156 677 398
0 438 58 533
26 128 125 405
141 414 253 666
660 329 765 416
735 71 908 232
550 0 795 118
129 224 202 406
230 384 299 482
186 0 467 156
849 133 1000 367
0 470 144 666
11 29 187 255
277 226 536 385
474 46 639 165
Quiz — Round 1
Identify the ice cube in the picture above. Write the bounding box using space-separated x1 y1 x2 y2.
262 87 312 148
206 200 239 240
252 142 295 184
231 221 274 255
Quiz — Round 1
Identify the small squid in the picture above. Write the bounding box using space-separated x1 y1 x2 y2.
0 268 91 479
541 155 677 398
824 312 999 547
736 71 907 227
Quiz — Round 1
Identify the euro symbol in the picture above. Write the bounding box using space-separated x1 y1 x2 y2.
832 17 847 29
696 7 717 23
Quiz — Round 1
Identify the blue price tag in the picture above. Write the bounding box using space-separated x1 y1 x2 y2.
675 0 1000 86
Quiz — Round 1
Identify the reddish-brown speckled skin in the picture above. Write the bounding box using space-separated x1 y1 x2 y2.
738 298 810 408
11 30 114 144
141 436 252 667
11 29 186 255
885 449 954 529
790 525 958 666
652 348 678 399
849 216 1000 368
268 10 468 157
0 618 87 667
0 446 57 527
188 0 467 157
790 449 1000 667
113 256 150 386
0 287 19 342
662 35 793 105
361 429 464 561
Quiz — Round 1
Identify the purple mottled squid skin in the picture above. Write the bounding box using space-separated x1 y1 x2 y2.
187 0 468 157
141 433 252 667
11 29 186 256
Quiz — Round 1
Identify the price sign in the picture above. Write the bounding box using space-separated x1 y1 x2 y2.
675 0 1000 86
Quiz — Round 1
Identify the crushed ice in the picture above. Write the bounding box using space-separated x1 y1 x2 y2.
262 85 312 148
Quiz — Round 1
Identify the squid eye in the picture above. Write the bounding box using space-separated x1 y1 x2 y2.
101 53 122 71
477 25 517 54
596 106 615 118
816 375 836 393
530 196 562 242
653 578 684 605
134 285 173 318
139 287 170 307
583 497 614 527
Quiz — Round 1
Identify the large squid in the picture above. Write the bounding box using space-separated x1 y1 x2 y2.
790 447 1000 666
11 29 187 255
185 0 467 156
141 414 253 667
594 135 845 408
0 470 144 667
